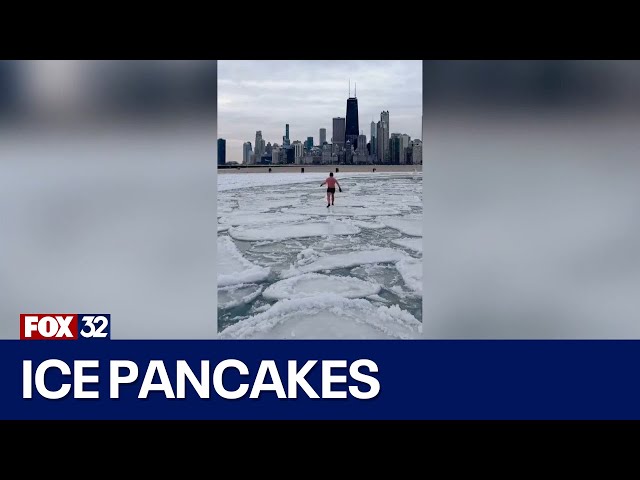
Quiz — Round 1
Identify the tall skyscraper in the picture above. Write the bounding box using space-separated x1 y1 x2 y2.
411 139 422 165
370 121 377 156
292 140 303 162
357 134 367 154
243 141 252 164
376 121 389 163
306 136 314 151
217 138 226 165
379 111 390 162
255 131 263 159
381 111 389 131
283 124 290 146
332 117 345 149
401 134 411 164
345 93 359 149
319 128 326 145
272 146 280 164
390 133 402 164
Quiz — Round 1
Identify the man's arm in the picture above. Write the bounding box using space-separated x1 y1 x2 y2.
320 180 326 186
336 180 342 191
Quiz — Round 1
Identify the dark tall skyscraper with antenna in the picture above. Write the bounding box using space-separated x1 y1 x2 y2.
345 81 360 149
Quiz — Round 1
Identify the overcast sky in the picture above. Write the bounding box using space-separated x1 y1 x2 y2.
218 60 422 163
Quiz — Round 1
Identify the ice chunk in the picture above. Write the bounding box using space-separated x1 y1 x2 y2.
391 237 423 253
228 222 360 241
282 206 402 216
217 224 229 232
367 294 390 303
378 217 423 237
219 213 307 226
250 303 272 314
263 273 381 300
218 293 422 339
396 257 422 294
218 284 263 309
218 236 271 287
281 247 408 278
345 219 386 229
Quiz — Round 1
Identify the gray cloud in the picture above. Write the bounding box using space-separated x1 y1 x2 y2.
218 60 422 163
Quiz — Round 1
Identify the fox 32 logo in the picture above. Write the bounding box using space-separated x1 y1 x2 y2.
20 314 110 340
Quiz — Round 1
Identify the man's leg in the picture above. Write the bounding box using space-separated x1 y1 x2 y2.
331 192 335 205
326 191 331 207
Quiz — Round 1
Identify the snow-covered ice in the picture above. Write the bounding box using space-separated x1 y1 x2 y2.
282 206 402 216
378 216 423 237
345 219 387 229
218 293 422 339
263 273 381 300
280 248 409 278
218 284 263 309
217 235 271 287
217 172 423 337
228 222 361 241
219 213 308 226
396 257 422 294
391 237 423 253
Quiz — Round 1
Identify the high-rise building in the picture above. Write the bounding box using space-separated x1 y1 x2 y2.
370 121 377 156
322 143 333 164
285 146 295 164
319 128 326 145
283 124 290 147
376 120 389 163
306 137 313 151
266 142 272 155
390 133 402 164
411 139 422 165
379 111 390 163
217 138 226 165
344 140 353 164
272 146 281 164
332 117 345 149
345 96 359 149
381 111 389 131
401 134 411 164
243 141 253 164
357 134 367 154
255 131 263 159
292 140 304 162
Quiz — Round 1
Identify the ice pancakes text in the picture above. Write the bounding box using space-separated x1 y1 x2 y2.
22 359 380 400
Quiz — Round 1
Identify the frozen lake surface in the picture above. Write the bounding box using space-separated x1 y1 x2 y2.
217 172 423 339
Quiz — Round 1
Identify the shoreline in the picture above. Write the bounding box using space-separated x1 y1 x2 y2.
218 165 422 174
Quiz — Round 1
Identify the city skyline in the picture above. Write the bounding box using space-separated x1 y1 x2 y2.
218 60 422 164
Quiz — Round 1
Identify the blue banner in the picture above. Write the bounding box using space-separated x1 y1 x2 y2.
2 340 640 420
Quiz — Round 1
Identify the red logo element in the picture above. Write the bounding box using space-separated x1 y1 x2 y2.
20 314 78 340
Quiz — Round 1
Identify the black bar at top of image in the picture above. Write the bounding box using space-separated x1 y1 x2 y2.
2 19 639 59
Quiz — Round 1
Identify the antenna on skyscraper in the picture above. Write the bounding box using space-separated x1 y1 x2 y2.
355 82 356 97
349 78 351 97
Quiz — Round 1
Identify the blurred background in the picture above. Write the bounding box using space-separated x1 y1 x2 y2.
0 60 218 339
423 60 640 338
3 60 639 340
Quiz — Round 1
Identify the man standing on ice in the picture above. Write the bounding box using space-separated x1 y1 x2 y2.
320 172 342 208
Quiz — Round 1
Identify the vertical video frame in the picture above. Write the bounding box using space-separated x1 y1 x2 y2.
217 60 423 339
